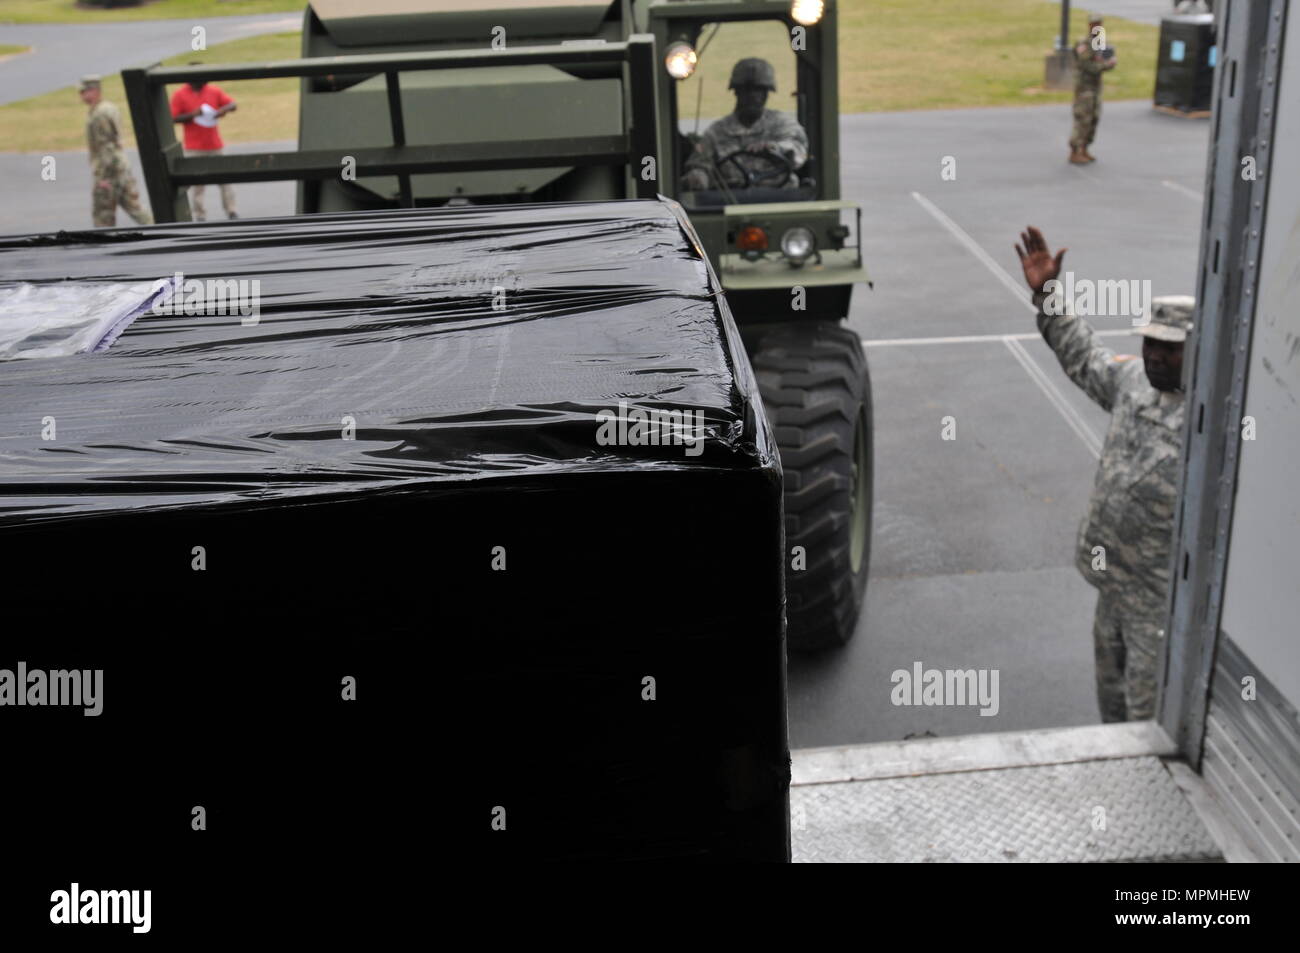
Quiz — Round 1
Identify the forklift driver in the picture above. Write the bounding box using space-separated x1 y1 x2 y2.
682 57 809 192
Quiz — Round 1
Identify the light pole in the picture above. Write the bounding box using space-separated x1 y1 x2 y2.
1045 0 1074 89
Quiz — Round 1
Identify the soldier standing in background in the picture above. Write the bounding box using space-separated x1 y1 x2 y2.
682 57 809 192
1016 226 1192 722
79 76 153 228
1070 14 1117 164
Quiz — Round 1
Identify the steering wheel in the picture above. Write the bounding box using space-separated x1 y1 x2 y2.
715 147 794 189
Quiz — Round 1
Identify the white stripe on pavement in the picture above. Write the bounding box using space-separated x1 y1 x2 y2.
907 191 1108 458
861 329 1134 347
1161 179 1202 202
910 191 1036 312
1003 336 1103 458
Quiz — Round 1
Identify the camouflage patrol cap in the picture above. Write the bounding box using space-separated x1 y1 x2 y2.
729 57 777 92
79 75 102 91
1138 295 1195 343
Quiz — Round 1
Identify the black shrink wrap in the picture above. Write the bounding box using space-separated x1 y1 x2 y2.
0 199 789 867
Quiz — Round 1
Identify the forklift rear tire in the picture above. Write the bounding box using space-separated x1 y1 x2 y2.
752 322 872 652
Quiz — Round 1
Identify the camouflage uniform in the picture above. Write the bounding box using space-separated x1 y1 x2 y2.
685 110 809 190
1071 33 1109 151
86 100 152 228
684 59 808 191
1034 292 1191 722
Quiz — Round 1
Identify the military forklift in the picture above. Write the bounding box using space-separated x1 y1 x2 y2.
124 0 871 651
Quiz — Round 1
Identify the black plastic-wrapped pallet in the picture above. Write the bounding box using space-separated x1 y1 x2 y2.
0 200 788 867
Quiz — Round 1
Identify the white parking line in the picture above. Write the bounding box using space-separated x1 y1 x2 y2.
910 191 1035 312
1003 336 1103 458
907 191 1109 458
1161 179 1203 202
861 329 1134 347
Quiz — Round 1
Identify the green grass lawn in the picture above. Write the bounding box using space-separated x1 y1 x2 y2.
0 0 1162 154
681 0 1157 116
837 0 1158 112
0 0 302 23
0 43 31 55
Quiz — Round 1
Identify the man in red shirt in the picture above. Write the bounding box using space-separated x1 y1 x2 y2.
170 75 239 221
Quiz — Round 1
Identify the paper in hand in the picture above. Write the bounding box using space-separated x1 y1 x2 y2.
194 102 219 128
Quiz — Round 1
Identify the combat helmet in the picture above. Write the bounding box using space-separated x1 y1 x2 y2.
729 57 777 92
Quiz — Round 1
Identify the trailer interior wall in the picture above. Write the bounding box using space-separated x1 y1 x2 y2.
1166 0 1300 862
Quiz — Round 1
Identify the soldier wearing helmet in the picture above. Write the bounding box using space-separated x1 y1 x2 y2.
682 57 809 192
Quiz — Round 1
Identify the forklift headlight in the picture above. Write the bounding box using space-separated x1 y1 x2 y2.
664 42 698 80
780 226 815 264
791 0 825 27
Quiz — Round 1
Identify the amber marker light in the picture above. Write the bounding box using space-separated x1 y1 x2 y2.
736 225 769 253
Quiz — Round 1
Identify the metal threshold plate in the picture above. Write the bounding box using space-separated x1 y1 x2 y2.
792 756 1222 863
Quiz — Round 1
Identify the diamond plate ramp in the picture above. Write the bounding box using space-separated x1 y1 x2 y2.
792 756 1221 862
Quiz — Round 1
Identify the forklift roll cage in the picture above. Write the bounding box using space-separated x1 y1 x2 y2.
122 36 663 223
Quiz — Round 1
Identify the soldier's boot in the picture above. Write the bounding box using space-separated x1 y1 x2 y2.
1081 146 1097 163
1068 146 1089 165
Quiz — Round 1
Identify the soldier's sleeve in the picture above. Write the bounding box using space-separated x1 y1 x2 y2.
684 124 719 175
1075 42 1106 75
768 113 809 169
1034 292 1128 412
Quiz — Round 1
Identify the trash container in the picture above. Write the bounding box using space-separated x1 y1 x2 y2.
1155 12 1217 114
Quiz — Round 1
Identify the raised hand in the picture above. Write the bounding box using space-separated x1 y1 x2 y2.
1015 226 1067 294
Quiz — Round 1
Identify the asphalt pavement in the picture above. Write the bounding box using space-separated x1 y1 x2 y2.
0 98 1210 749
0 140 291 233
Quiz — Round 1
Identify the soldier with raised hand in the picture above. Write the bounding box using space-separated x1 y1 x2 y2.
682 57 809 192
79 76 153 228
1070 14 1116 164
1016 225 1191 722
